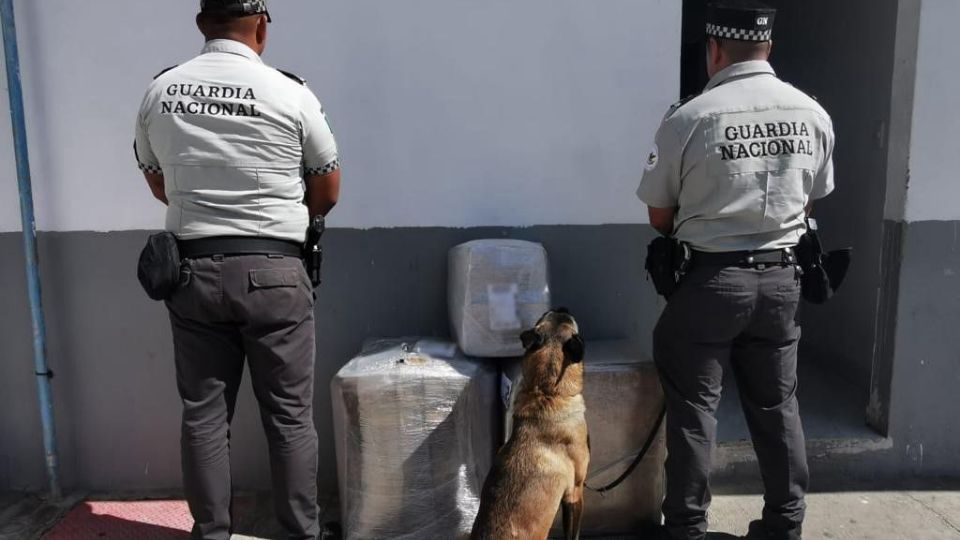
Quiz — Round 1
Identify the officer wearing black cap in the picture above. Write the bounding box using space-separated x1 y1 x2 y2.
637 1 835 539
134 1 340 538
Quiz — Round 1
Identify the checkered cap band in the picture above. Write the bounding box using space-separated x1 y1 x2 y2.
138 162 162 175
305 158 340 176
706 23 772 42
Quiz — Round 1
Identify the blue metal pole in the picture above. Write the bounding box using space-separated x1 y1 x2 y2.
1 0 62 500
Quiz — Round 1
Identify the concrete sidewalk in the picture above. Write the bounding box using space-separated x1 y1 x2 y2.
4 488 960 539
235 489 960 539
706 490 960 539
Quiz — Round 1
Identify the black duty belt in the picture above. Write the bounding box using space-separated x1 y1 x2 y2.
691 248 796 268
179 236 302 259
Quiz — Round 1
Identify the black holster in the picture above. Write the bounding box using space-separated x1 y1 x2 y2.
303 215 326 288
794 219 852 304
137 232 182 301
645 236 690 299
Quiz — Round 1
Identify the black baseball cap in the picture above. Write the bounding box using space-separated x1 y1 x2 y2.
200 0 271 22
706 0 776 42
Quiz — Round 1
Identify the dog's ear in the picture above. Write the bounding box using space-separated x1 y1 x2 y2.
563 334 585 363
520 329 542 351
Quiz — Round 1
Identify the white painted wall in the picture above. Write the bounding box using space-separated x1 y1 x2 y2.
0 0 679 232
0 48 20 232
906 0 960 222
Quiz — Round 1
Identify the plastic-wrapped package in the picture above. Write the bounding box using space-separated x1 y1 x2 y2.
331 339 498 540
448 240 551 357
501 340 666 535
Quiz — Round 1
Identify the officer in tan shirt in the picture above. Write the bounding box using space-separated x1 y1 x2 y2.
637 2 835 539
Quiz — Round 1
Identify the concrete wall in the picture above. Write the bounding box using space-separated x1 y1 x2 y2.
0 227 661 493
0 0 680 493
884 0 960 476
0 48 19 232
887 222 960 475
5 0 960 499
1 0 678 232
904 0 960 223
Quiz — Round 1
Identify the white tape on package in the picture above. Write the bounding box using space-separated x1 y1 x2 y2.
331 339 498 540
448 240 550 357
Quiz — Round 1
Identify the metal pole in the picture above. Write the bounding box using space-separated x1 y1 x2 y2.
1 0 62 500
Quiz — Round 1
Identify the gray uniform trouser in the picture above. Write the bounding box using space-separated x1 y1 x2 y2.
166 254 320 540
653 264 808 540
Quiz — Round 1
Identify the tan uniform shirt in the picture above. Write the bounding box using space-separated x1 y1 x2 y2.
637 60 835 253
135 39 339 243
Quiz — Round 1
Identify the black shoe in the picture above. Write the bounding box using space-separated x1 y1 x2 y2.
746 520 801 540
651 523 706 540
650 524 671 540
319 521 342 540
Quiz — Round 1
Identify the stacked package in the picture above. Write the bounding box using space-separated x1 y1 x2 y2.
501 340 666 536
331 339 498 540
448 240 551 357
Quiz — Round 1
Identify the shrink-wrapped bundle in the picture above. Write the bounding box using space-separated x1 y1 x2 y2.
448 240 550 357
331 339 498 540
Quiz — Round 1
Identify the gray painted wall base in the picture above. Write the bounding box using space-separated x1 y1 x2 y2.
3 220 955 496
887 220 960 476
0 226 661 494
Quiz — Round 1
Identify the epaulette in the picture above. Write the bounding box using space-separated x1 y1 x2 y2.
665 94 696 119
153 65 178 80
277 69 306 85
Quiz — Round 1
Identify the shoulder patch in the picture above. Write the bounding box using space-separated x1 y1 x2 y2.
153 65 178 80
644 143 660 172
277 69 306 85
665 94 696 119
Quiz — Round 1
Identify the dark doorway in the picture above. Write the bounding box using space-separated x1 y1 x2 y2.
678 0 901 442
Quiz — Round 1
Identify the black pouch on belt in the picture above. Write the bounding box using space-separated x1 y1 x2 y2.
645 236 688 299
794 218 852 304
137 232 182 301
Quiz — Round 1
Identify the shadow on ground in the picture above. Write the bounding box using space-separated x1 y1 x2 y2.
712 475 960 496
0 493 78 540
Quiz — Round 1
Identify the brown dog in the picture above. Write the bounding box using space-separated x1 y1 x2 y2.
471 309 589 540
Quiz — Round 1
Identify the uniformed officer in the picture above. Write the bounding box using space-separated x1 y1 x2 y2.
637 1 835 539
134 2 341 539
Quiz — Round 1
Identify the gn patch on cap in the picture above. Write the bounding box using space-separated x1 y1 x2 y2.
706 0 776 42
